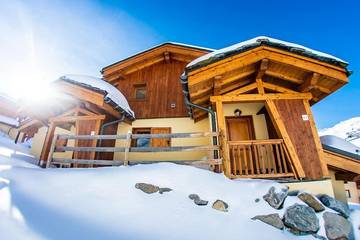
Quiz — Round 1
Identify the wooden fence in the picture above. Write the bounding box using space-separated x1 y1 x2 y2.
228 139 295 178
46 131 221 168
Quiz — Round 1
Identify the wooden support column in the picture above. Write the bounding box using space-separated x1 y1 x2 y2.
39 122 56 167
215 100 231 177
256 59 268 94
303 99 329 177
265 99 306 178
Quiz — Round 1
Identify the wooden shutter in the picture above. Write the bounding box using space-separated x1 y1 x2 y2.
151 127 171 147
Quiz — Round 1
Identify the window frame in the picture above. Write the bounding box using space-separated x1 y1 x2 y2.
131 127 171 147
133 84 147 101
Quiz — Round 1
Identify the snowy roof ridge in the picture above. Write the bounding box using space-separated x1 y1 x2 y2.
321 135 360 161
58 74 135 119
101 42 213 72
186 36 348 71
0 114 19 127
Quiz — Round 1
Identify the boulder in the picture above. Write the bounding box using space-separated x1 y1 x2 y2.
263 186 288 209
194 199 208 206
159 187 172 194
298 192 325 212
135 183 159 194
189 194 200 201
283 204 320 235
251 213 284 230
323 212 354 240
318 194 350 218
255 198 260 203
212 200 229 212
288 190 300 197
189 194 208 206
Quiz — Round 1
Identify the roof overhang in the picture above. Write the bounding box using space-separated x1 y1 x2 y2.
102 42 212 84
183 46 349 121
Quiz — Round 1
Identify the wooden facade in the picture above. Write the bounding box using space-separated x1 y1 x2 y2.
102 43 211 119
185 41 349 180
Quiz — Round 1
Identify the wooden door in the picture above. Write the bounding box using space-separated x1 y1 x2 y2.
151 127 171 147
226 116 255 141
226 116 255 175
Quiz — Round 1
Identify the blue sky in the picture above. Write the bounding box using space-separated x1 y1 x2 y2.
0 0 359 129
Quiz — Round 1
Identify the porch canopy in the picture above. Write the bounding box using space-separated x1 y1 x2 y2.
182 36 350 180
183 36 350 121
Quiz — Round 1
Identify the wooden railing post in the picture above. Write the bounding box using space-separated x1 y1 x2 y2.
46 134 58 168
124 130 131 166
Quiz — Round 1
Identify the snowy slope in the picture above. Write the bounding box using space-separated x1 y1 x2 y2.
0 134 359 240
319 117 360 148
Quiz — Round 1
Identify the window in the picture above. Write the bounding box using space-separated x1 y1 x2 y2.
132 127 171 147
134 84 147 100
132 128 151 147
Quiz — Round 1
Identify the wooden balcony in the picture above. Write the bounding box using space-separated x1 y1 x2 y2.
228 139 295 179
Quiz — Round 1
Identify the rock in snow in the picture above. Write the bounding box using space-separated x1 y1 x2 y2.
188 194 208 206
323 212 354 240
189 194 200 201
283 204 320 235
135 183 159 194
212 200 229 212
287 190 300 197
252 213 284 230
263 186 288 209
159 187 172 194
318 194 350 218
298 192 325 212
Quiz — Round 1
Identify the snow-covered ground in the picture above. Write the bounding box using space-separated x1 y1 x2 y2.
0 133 359 240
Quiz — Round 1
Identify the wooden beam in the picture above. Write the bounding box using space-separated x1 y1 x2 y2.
262 82 297 93
221 69 256 86
210 93 312 103
265 99 306 178
220 79 252 95
50 115 106 123
303 100 329 177
265 70 304 84
215 100 231 177
256 78 265 94
298 72 320 92
225 82 257 96
256 59 269 80
56 82 105 107
255 59 269 94
324 150 360 175
213 76 222 95
164 51 171 63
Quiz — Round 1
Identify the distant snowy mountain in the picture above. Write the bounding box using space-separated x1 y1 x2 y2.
319 117 360 148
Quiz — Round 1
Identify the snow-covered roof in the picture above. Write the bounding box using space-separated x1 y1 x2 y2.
59 74 135 119
186 36 348 71
321 135 360 160
0 114 19 127
102 42 213 72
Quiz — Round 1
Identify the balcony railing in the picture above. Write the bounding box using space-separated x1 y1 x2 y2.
228 139 295 178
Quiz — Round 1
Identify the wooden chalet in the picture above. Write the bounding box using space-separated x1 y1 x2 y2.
17 75 135 167
15 37 360 200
